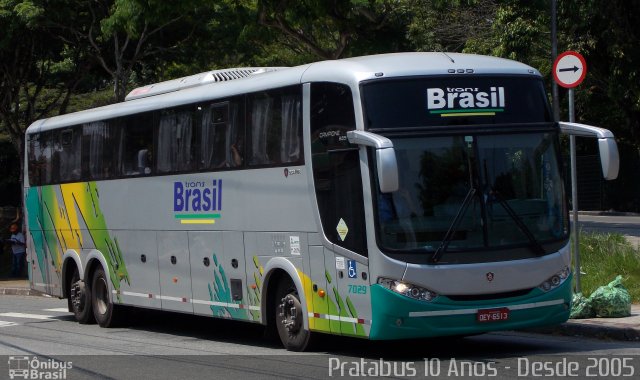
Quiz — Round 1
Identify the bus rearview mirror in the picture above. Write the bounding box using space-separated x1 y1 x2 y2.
346 130 399 193
559 122 620 180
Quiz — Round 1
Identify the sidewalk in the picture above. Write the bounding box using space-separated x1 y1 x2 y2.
1 279 638 341
0 278 43 296
529 305 640 342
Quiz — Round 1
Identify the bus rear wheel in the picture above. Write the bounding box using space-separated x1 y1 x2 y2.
275 278 312 351
91 267 123 327
69 268 94 324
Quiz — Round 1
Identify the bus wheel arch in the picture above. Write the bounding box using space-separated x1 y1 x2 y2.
262 260 312 351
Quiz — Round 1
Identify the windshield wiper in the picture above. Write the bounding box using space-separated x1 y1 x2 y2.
492 191 546 256
431 187 477 263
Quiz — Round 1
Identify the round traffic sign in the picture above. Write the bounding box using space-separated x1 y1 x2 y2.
553 51 587 88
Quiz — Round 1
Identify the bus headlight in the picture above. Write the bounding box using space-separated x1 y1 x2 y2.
377 278 438 302
538 266 571 292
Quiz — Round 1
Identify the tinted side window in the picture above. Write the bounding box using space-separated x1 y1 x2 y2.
28 133 49 186
82 121 116 180
311 83 367 255
40 131 54 184
158 109 194 173
248 86 302 167
28 129 80 185
57 129 82 182
116 114 155 176
199 100 243 170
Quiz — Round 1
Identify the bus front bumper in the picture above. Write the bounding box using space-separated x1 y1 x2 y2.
369 275 572 340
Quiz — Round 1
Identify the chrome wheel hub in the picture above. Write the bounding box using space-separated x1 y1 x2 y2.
279 294 302 334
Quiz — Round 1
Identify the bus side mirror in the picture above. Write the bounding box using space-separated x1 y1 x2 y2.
559 122 620 180
346 130 399 193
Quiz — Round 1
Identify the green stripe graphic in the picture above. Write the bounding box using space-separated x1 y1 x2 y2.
174 214 221 219
430 108 504 114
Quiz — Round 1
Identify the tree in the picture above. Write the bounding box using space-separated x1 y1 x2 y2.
555 0 640 211
256 0 408 63
0 0 91 192
556 0 640 147
51 0 214 101
405 0 499 53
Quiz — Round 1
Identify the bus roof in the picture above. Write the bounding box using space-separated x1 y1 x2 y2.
26 52 540 134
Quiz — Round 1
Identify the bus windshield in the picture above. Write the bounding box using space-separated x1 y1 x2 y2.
362 77 568 263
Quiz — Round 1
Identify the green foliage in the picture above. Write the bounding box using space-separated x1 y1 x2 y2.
556 0 640 147
467 1 551 74
0 0 86 150
406 0 497 53
65 88 115 113
0 137 20 206
12 0 44 24
1 0 640 213
577 232 640 303
256 0 408 62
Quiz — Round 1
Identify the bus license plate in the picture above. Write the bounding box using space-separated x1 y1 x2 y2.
477 308 509 323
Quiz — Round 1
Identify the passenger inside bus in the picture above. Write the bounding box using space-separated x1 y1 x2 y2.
137 148 151 174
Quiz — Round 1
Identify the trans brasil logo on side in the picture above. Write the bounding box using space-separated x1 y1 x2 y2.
174 179 222 224
427 86 505 117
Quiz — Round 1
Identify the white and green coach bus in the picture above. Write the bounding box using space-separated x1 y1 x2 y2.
24 53 619 351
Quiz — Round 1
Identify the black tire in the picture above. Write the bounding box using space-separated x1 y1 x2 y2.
69 268 95 324
91 267 123 327
274 278 313 351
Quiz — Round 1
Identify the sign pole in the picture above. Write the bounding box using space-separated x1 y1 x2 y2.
553 50 587 294
568 89 581 293
551 0 560 121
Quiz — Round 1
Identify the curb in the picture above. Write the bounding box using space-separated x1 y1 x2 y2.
527 322 640 342
0 287 46 297
578 211 640 217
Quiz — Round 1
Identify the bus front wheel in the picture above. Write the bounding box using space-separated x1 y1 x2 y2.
91 267 122 327
69 268 94 324
275 278 312 351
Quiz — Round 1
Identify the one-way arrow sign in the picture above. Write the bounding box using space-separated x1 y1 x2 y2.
558 65 580 73
553 51 587 88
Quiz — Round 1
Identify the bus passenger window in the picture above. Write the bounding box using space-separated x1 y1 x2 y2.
28 134 50 186
200 102 231 169
248 86 302 167
116 114 155 176
58 129 82 182
82 121 114 180
249 95 274 165
281 94 301 163
158 109 194 173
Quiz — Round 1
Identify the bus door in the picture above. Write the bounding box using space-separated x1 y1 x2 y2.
189 231 249 320
158 231 193 313
24 190 49 294
26 227 51 295
310 82 371 337
25 133 53 295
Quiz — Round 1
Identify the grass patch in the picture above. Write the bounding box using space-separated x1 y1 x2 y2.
576 232 640 303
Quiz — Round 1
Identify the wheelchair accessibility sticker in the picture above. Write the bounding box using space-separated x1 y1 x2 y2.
347 260 357 279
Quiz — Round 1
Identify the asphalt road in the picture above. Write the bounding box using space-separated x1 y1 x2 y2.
575 214 640 247
0 295 639 379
